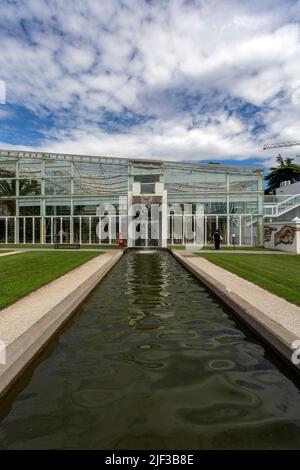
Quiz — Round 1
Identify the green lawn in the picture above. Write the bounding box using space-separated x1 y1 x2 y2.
198 253 300 305
199 245 274 251
0 251 102 310
169 245 277 251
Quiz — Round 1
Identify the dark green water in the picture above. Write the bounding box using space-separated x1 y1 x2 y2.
1 251 300 449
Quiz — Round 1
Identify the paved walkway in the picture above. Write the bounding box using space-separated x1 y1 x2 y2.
0 251 25 257
0 251 122 396
0 248 121 253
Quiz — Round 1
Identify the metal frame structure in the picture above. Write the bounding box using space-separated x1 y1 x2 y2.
0 149 265 247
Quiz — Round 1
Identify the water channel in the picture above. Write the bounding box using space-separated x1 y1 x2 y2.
1 251 300 449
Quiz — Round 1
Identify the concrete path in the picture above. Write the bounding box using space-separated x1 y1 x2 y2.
173 250 300 372
0 251 122 396
0 251 25 257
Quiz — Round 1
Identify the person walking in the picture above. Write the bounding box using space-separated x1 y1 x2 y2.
213 229 222 250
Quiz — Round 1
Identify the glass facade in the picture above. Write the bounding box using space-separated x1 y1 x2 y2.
0 149 264 246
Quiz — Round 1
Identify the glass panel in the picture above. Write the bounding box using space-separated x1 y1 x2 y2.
217 216 227 244
229 174 258 191
165 167 227 193
19 179 41 196
19 205 40 216
0 179 17 196
252 218 259 246
19 159 42 178
24 218 33 244
241 216 252 245
45 160 71 177
46 203 71 216
51 217 71 243
74 161 128 177
0 199 16 216
0 161 16 177
73 176 127 195
74 205 98 215
45 178 71 195
206 216 217 245
0 219 6 243
229 197 258 214
229 216 240 245
205 200 227 214
34 217 41 243
7 218 15 243
81 217 90 243
91 217 99 244
140 183 155 194
171 215 183 244
18 217 24 243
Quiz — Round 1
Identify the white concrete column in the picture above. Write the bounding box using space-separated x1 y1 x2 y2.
127 191 133 247
161 190 168 248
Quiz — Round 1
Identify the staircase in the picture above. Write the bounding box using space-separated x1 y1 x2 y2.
264 194 300 217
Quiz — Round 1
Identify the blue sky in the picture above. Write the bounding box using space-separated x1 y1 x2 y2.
0 0 300 168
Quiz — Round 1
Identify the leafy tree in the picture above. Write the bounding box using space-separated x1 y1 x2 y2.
265 155 300 194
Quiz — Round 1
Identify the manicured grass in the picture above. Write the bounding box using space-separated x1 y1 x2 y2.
81 244 119 249
198 253 300 305
200 245 273 251
168 245 186 250
0 251 102 310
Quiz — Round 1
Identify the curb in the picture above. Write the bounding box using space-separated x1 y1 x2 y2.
172 250 300 374
0 252 123 397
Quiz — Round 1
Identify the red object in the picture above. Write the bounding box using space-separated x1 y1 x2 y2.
118 232 125 248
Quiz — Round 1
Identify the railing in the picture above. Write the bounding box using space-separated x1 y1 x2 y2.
264 194 300 216
0 214 260 246
0 215 125 245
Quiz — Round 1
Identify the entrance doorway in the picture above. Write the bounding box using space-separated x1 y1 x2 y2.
131 196 162 248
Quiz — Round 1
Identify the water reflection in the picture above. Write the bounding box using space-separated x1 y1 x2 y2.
1 251 300 449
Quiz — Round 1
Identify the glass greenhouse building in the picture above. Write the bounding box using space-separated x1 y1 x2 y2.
0 149 264 247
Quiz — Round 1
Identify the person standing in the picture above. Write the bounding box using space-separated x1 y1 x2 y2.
58 228 66 243
213 229 222 250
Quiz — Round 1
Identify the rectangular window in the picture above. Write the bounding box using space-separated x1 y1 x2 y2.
229 174 258 191
19 179 41 196
0 199 16 216
0 161 17 178
45 178 71 195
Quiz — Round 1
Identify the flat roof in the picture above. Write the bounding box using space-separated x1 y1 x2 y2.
0 148 264 174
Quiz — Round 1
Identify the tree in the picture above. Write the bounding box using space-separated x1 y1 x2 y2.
264 155 300 194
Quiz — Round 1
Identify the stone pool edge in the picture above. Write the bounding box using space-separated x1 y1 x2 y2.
0 251 123 398
171 250 300 374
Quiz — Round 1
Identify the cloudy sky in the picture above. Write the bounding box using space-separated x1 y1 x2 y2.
0 0 300 167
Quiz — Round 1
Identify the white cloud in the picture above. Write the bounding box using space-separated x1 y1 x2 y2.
0 0 299 164
58 44 96 73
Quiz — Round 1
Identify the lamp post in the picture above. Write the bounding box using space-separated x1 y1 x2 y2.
232 232 236 249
